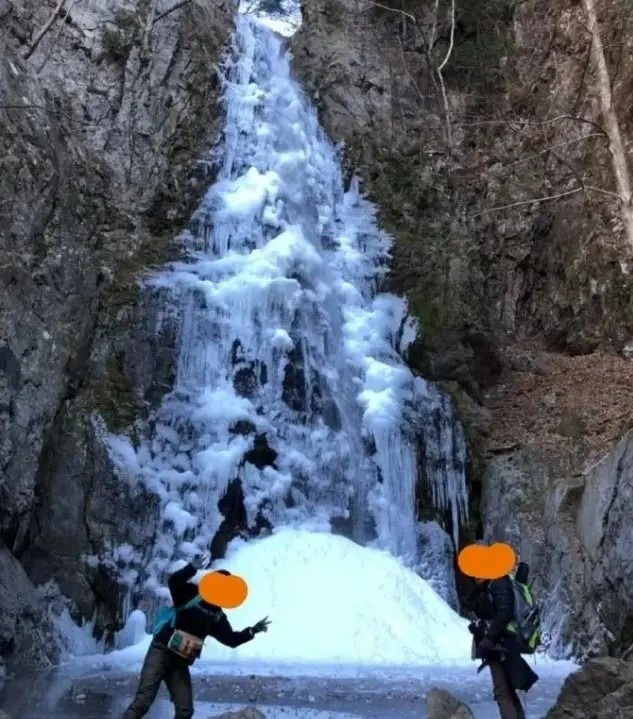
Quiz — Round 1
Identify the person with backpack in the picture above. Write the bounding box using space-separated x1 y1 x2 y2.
464 562 540 719
121 551 271 719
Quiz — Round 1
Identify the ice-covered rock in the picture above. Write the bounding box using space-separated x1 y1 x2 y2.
426 688 474 719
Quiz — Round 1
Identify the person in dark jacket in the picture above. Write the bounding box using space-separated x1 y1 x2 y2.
466 574 538 719
122 551 270 719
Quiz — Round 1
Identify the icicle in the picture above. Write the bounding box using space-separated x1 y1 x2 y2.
106 14 468 605
415 377 469 547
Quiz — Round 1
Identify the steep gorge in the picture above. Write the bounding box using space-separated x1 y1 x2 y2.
291 0 633 657
2 0 633 675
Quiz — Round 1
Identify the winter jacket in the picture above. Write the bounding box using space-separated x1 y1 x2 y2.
154 563 254 663
469 575 539 692
485 575 516 639
468 575 516 639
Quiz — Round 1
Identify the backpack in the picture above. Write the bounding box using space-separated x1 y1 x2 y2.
507 575 542 654
153 595 203 636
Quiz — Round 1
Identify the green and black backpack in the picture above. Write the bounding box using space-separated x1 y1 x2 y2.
506 572 542 654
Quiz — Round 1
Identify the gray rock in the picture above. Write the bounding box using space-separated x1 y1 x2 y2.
0 0 231 667
208 708 267 719
483 433 633 659
426 687 474 719
544 658 633 719
0 539 58 669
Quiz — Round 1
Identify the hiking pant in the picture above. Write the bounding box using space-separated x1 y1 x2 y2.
489 660 526 719
122 639 194 719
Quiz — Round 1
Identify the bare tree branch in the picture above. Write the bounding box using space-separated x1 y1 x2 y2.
362 0 416 24
153 0 192 25
437 0 455 150
454 114 609 136
467 187 584 219
24 0 66 61
36 0 82 74
422 0 442 134
573 44 592 114
583 184 626 201
429 0 441 48
494 133 605 173
396 33 425 104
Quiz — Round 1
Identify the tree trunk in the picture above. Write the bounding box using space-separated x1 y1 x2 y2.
581 0 633 251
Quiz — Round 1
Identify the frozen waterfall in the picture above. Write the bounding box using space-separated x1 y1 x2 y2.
106 14 468 601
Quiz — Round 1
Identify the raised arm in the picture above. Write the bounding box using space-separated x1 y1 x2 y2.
167 563 197 606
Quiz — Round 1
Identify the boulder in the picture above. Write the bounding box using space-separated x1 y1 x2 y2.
0 540 58 669
426 688 474 719
544 658 633 718
208 708 267 719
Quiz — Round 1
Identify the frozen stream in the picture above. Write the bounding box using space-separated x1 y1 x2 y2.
0 661 574 719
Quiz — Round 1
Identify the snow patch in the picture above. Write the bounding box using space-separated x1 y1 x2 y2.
93 530 472 669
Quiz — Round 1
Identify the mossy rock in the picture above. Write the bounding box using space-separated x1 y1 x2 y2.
102 9 140 62
407 294 446 340
556 410 587 440
91 354 137 433
446 0 517 95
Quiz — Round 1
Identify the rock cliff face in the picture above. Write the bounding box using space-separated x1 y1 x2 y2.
0 0 231 667
484 433 633 658
545 657 633 718
292 0 633 657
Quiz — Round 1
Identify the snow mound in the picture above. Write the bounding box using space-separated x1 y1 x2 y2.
100 529 472 670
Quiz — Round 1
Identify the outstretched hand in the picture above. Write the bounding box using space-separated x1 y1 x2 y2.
190 550 211 570
252 616 271 635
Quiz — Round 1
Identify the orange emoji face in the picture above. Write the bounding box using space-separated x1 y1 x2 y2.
457 542 517 580
199 571 248 608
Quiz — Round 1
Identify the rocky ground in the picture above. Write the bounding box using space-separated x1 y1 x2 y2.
485 344 633 467
544 656 633 719
0 664 573 718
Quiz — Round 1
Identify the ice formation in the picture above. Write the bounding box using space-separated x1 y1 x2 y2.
106 14 468 604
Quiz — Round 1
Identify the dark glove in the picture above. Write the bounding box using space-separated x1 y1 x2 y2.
190 550 211 570
251 616 271 635
468 620 486 643
477 636 497 653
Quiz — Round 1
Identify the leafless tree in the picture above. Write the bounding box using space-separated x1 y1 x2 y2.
581 0 633 250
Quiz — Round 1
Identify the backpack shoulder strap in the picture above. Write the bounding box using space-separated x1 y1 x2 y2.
153 595 203 636
173 594 203 614
511 577 535 604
